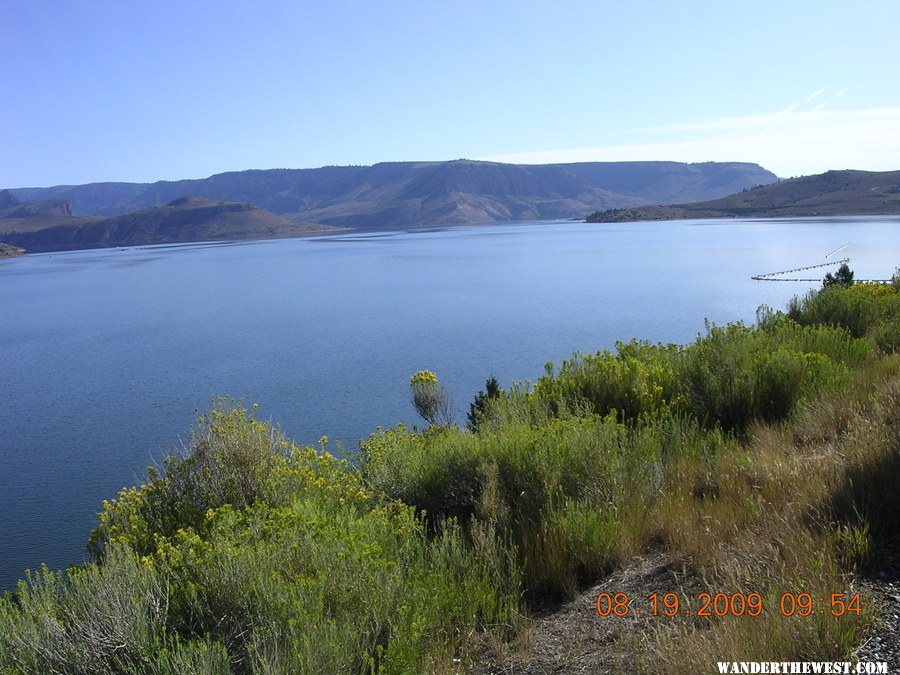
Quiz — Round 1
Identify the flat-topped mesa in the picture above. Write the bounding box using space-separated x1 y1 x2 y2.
0 161 784 252
4 160 779 227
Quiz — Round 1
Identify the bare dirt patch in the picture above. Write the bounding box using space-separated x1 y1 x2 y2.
479 553 706 673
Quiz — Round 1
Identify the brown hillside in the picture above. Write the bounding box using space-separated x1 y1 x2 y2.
0 196 345 253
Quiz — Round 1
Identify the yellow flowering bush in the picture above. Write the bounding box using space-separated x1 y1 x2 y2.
409 370 452 426
52 399 520 671
409 370 438 386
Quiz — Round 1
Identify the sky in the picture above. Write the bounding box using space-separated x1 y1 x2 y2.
3 0 900 187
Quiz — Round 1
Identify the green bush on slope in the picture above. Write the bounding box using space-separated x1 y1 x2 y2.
514 318 870 433
2 402 518 673
788 281 900 351
362 413 730 601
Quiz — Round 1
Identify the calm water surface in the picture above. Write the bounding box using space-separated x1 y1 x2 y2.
1 216 898 589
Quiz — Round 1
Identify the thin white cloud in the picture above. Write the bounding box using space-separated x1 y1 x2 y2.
775 101 801 116
805 87 826 101
479 106 900 176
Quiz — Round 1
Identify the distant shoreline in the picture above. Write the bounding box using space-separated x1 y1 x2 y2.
0 224 352 256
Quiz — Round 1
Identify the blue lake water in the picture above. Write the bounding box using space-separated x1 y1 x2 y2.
1 216 899 589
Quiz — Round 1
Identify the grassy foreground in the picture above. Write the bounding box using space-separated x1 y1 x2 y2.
2 280 899 672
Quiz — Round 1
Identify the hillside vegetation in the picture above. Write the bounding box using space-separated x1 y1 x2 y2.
587 169 900 222
2 279 899 672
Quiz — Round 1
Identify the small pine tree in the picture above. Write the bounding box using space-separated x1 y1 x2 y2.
467 376 502 431
823 263 854 288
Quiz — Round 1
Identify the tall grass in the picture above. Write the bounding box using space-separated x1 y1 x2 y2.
644 356 900 670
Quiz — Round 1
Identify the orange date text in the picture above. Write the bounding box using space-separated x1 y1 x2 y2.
595 592 862 618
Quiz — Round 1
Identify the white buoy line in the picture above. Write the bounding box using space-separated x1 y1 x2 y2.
751 258 851 282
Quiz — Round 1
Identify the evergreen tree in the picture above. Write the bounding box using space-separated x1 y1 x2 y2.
467 376 502 431
823 263 854 288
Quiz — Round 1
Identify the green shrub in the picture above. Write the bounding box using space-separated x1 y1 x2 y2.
523 499 619 599
873 318 900 354
4 401 519 673
139 497 516 671
468 376 503 431
490 321 867 435
362 413 728 603
89 399 361 558
153 638 232 675
788 282 900 341
0 545 168 673
529 340 686 423
681 321 864 431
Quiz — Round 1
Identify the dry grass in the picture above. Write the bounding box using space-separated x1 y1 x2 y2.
630 356 900 670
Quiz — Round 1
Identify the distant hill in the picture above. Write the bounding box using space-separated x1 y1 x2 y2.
7 160 777 230
586 169 900 223
0 196 344 253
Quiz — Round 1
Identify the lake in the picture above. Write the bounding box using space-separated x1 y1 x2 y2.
1 216 898 590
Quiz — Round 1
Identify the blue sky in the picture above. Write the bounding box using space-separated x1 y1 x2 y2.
3 1 899 187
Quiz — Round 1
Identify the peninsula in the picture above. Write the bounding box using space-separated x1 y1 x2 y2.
586 169 900 222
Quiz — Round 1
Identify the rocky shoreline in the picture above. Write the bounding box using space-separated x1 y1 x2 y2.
0 242 24 257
